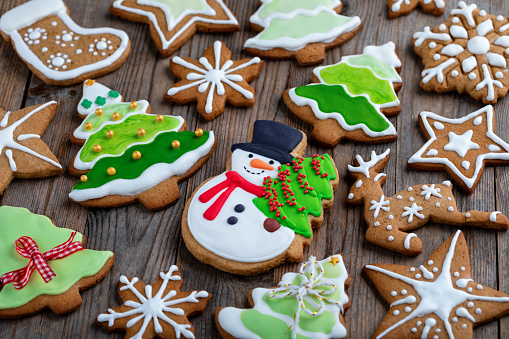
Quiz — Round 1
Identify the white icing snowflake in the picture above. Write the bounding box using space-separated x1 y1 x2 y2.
413 1 509 103
402 203 424 222
46 53 71 71
88 37 113 56
420 184 442 200
23 27 47 45
370 195 390 218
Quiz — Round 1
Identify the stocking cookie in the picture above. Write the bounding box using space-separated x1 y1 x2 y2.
388 0 446 19
68 83 216 210
96 266 211 339
0 0 130 86
284 42 402 146
346 149 509 256
365 230 509 338
182 120 338 275
0 102 62 196
244 0 363 66
110 0 239 57
165 41 264 121
216 255 350 338
412 1 509 104
408 105 509 193
0 206 115 319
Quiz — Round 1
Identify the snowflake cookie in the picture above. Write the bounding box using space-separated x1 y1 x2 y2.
388 0 446 19
365 230 509 338
412 1 509 104
346 149 509 255
96 266 211 339
216 255 350 339
165 41 264 121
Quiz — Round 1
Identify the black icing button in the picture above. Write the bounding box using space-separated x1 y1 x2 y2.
234 204 245 213
227 216 238 225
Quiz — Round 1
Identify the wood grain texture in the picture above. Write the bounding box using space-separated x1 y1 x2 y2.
1 0 509 338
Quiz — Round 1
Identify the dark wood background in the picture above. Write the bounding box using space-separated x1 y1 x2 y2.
1 0 509 338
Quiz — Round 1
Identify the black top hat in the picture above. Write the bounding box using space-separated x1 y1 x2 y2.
231 120 303 164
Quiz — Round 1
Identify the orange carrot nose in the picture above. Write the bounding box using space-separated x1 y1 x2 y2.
250 158 274 170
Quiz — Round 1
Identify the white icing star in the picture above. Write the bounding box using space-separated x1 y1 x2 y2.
444 130 480 158
370 195 390 218
420 184 442 200
402 203 424 223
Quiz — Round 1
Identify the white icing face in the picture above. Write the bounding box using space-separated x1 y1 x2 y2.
231 149 281 186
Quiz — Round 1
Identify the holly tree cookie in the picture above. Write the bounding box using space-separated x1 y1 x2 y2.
216 255 350 339
0 206 115 319
408 105 509 194
388 0 446 19
283 42 402 146
165 41 264 121
412 1 509 104
110 0 239 57
96 265 211 339
244 0 363 66
0 101 62 196
68 82 216 210
0 0 131 86
365 230 509 338
346 149 509 256
182 120 338 275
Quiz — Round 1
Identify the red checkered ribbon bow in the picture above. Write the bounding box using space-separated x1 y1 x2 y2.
0 231 84 291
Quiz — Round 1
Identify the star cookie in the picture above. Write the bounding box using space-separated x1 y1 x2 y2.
408 105 509 193
388 0 446 19
110 0 239 57
165 41 264 121
364 230 509 338
96 266 211 339
0 102 62 195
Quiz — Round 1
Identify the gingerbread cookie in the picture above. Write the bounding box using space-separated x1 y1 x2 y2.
182 120 338 275
110 0 239 57
165 41 264 121
68 83 216 210
77 79 123 119
0 102 62 196
365 230 509 338
96 265 211 339
412 1 509 104
216 255 350 338
244 0 363 66
388 0 446 19
284 42 401 146
0 206 115 319
408 105 509 193
0 0 130 86
346 149 509 256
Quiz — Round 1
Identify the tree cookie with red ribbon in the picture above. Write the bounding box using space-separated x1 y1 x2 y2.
388 0 446 19
165 41 264 121
0 0 131 86
0 206 115 319
182 120 339 275
96 265 211 339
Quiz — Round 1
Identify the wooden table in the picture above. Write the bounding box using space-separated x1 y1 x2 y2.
1 0 509 338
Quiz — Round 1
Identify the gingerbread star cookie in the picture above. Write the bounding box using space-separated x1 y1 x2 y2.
365 230 509 338
165 41 264 121
110 0 239 57
388 0 446 19
0 102 62 196
96 266 211 339
408 105 509 193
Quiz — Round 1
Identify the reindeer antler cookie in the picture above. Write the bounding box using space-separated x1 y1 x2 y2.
346 149 509 255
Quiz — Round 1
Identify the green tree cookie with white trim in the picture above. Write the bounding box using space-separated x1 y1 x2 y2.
284 42 402 146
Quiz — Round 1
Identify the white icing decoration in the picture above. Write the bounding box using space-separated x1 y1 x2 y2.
374 221 381 226
397 195 403 199
441 44 464 57
450 25 468 39
462 56 477 73
348 193 354 199
456 278 473 288
421 184 442 200
462 160 470 170
374 173 386 182
443 180 451 187
5 150 16 171
429 42 437 48
387 225 392 230
466 213 470 217
362 41 402 69
370 195 390 218
422 58 456 84
477 64 503 102
413 26 450 47
487 52 507 68
469 73 477 80
450 1 477 27
495 36 509 47
426 149 438 156
434 121 444 130
448 206 454 212
488 144 501 152
490 211 501 222
388 236 394 242
402 203 424 223
428 260 434 265
436 202 440 207
451 70 459 77
473 116 483 125
347 149 390 179
77 81 123 116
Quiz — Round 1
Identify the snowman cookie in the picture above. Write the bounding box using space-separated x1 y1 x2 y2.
181 120 339 275
0 0 131 86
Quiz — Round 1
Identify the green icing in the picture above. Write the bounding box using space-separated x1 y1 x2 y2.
81 102 144 134
322 261 342 279
95 96 106 106
241 309 308 339
257 0 334 21
72 131 210 191
79 114 182 163
294 84 391 132
258 11 351 40
253 155 336 238
0 206 113 310
108 90 120 98
81 99 92 109
345 55 400 81
318 63 397 105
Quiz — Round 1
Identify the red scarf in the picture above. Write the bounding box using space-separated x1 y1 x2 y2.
199 171 265 221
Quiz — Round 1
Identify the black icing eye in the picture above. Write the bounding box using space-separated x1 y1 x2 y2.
248 154 254 158
269 160 274 165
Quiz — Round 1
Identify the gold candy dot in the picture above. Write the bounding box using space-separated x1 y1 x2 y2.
137 128 146 137
172 140 180 149
156 115 164 122
106 130 114 138
84 122 93 130
195 128 204 137
107 167 116 176
112 112 120 120
80 175 88 182
93 144 102 152
130 101 138 109
132 151 142 160
95 108 103 116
